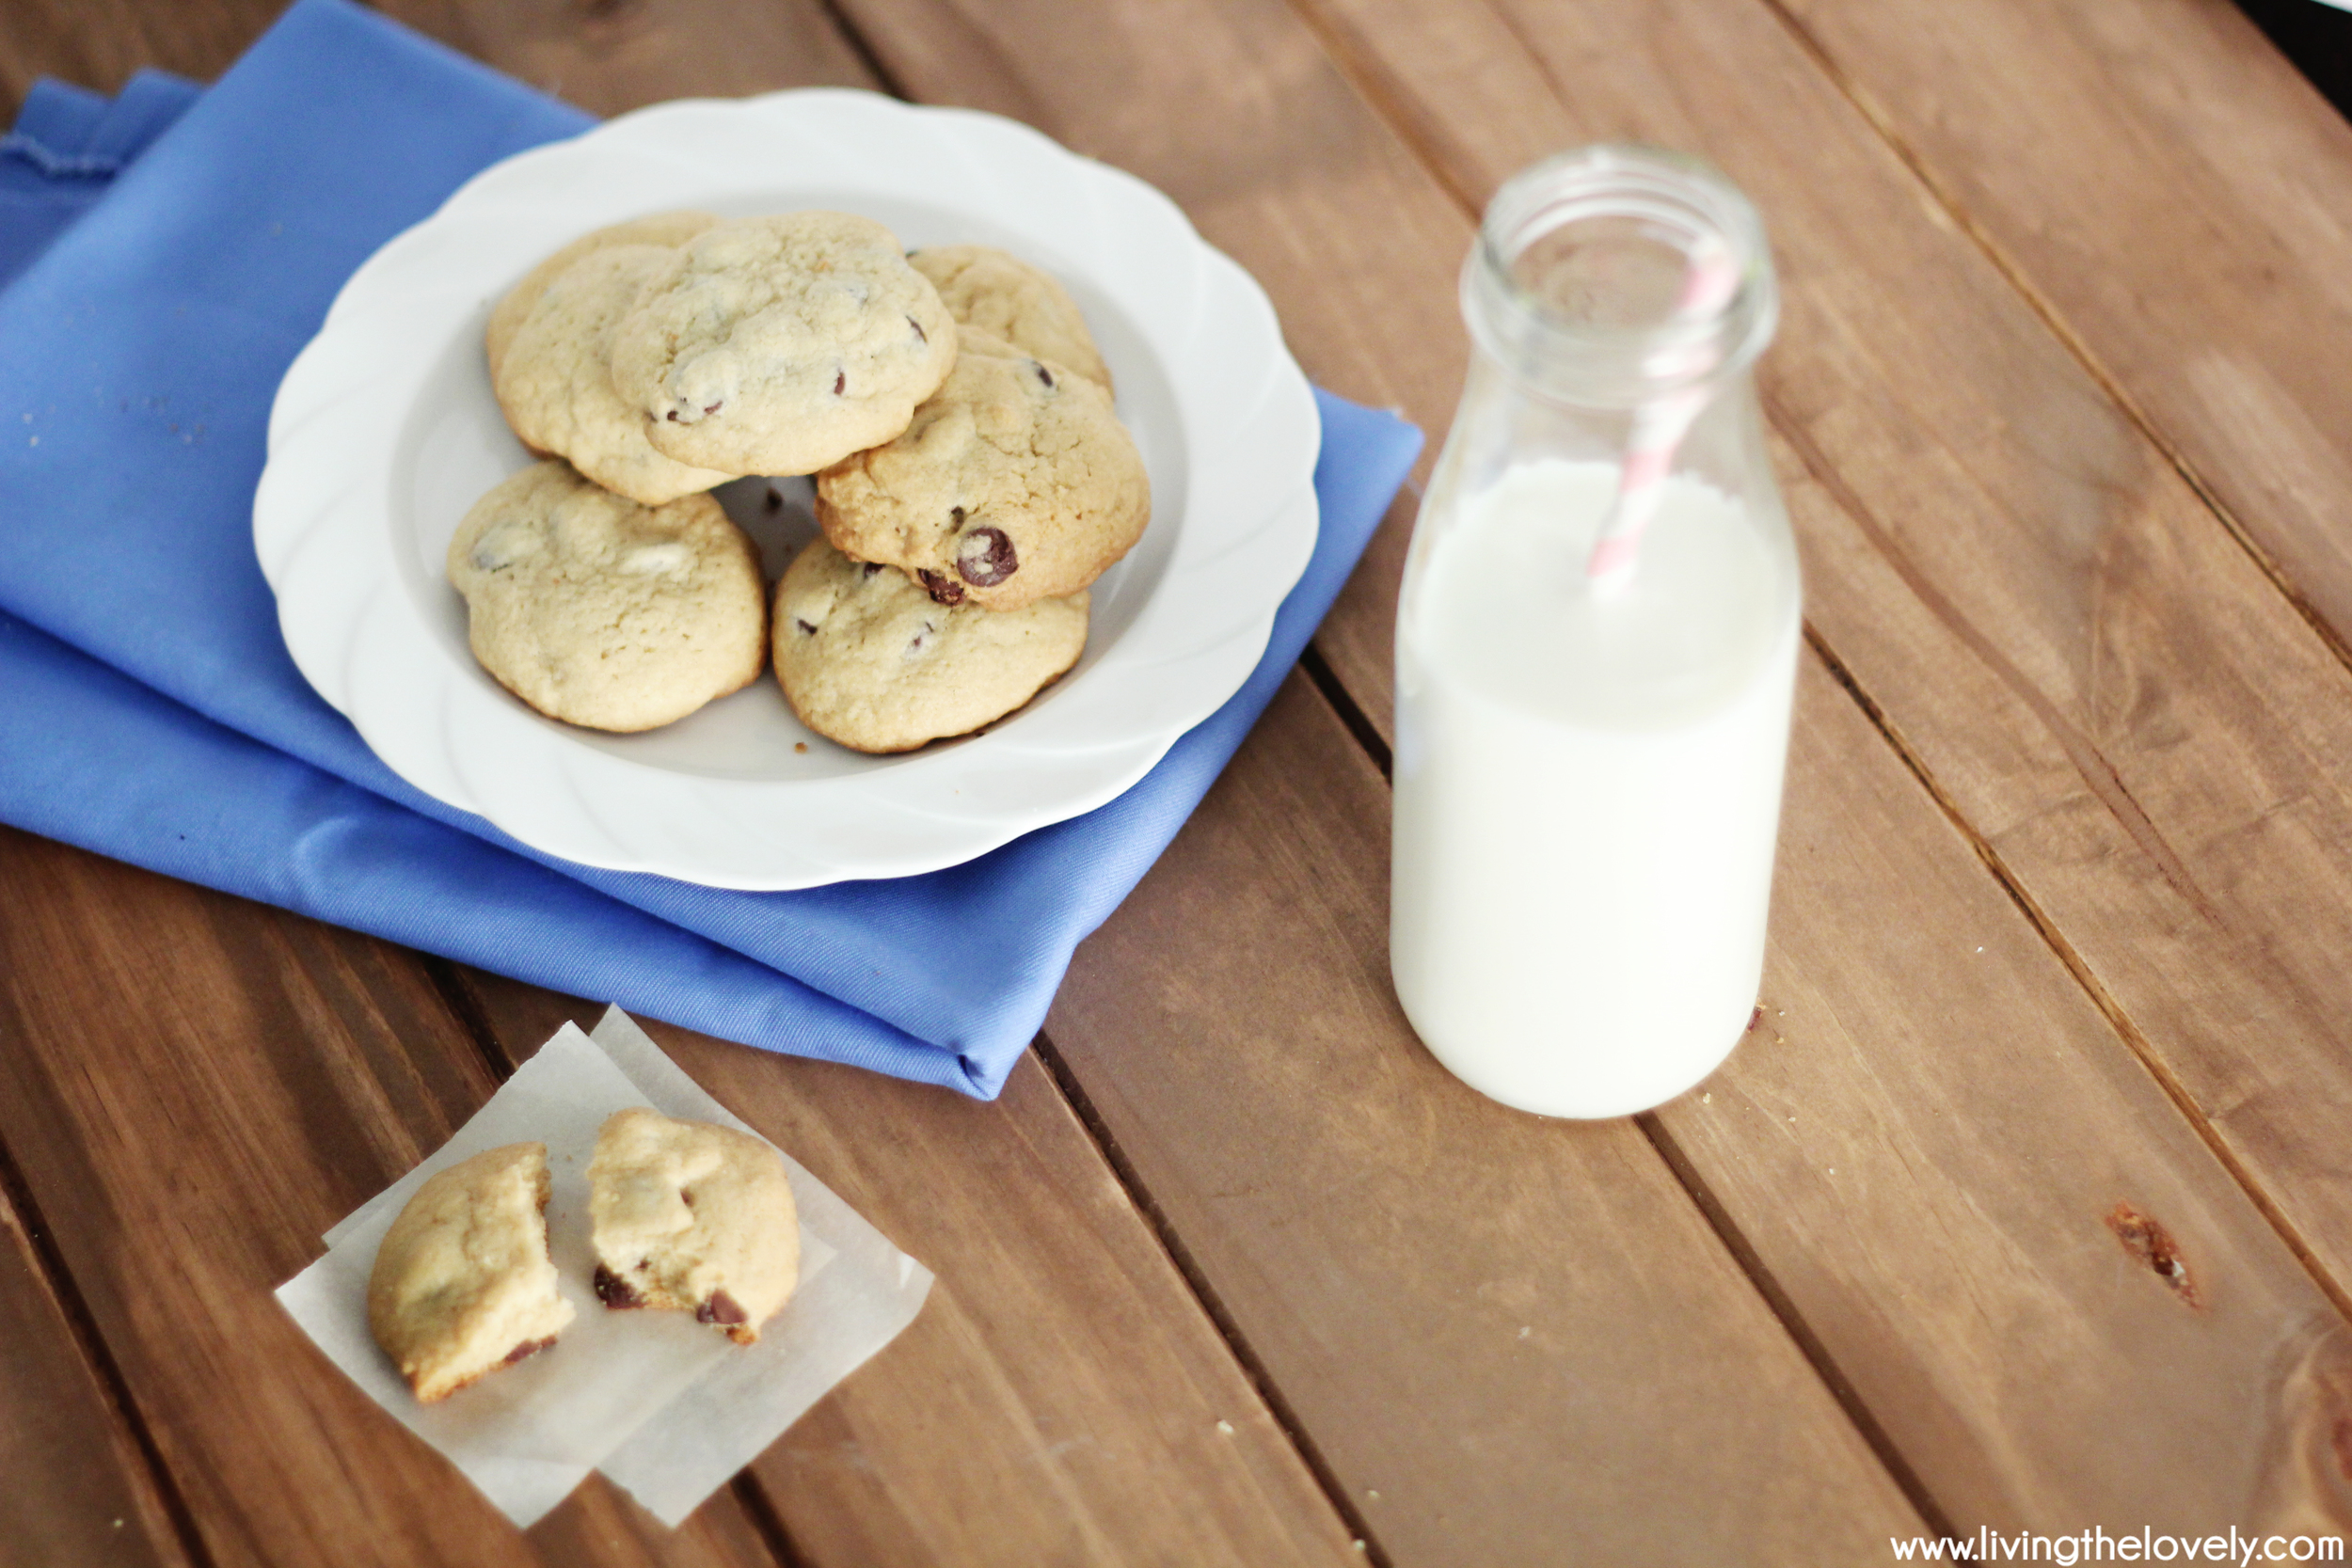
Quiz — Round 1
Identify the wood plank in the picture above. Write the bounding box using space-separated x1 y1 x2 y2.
0 0 286 118
821 0 1471 446
1769 0 2352 660
842 0 2352 1534
0 1173 196 1568
1663 653 2352 1533
1046 672 1922 1563
815 6 1963 1555
0 826 787 1568
1286 0 2352 1408
375 0 879 114
1056 653 2352 1542
448 973 1371 1568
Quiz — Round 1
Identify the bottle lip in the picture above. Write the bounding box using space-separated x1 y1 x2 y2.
1463 144 1779 407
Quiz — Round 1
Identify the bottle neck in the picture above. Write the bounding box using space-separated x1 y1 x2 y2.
1461 146 1778 410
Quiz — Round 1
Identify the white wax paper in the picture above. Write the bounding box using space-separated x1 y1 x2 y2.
276 1008 932 1528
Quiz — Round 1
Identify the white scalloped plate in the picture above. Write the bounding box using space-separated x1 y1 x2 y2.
255 90 1319 889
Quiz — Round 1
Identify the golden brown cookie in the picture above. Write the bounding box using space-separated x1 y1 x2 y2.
814 328 1148 612
493 245 737 506
587 1108 799 1346
366 1144 574 1403
446 463 767 734
908 244 1110 391
772 536 1089 754
611 213 956 477
485 210 720 384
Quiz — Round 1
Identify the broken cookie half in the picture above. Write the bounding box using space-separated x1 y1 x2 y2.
366 1143 575 1402
586 1108 800 1345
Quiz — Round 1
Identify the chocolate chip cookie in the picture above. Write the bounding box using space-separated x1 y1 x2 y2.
367 1143 574 1403
493 244 738 506
772 535 1089 753
485 210 719 384
814 328 1149 612
586 1108 799 1346
908 244 1111 391
446 462 767 733
610 212 956 477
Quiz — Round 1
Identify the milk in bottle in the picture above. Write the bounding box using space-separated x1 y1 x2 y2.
1390 147 1798 1119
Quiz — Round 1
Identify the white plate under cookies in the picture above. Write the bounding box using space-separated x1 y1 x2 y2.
254 89 1320 890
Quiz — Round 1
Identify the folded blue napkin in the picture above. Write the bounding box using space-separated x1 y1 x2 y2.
0 0 1422 1097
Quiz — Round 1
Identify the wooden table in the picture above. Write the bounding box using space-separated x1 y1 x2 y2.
8 0 2352 1561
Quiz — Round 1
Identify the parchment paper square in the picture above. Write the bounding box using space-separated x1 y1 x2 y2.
276 1010 930 1528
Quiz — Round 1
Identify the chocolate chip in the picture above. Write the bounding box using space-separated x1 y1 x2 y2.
765 487 783 513
918 569 965 606
796 618 817 635
1034 360 1056 388
703 401 723 416
956 526 1017 587
594 1265 645 1309
696 1290 748 1327
862 561 885 578
949 505 965 526
501 1336 558 1367
834 370 846 396
666 409 682 422
908 315 927 343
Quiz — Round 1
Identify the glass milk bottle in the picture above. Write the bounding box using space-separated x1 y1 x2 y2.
1391 146 1799 1119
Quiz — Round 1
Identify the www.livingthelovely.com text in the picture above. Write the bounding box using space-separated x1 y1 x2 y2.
1888 1528 2345 1562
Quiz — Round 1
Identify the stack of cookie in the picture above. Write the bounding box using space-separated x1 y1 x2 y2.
449 211 1151 753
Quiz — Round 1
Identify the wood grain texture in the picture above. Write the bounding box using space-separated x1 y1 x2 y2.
0 827 786 1568
1049 673 1924 1565
1281 0 2352 1397
846 0 2352 1535
0 0 289 119
449 974 1371 1568
375 0 878 115
0 1175 194 1568
1772 0 2352 662
1660 655 2352 1533
827 0 1470 447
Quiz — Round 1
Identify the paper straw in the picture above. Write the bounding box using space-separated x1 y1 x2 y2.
1584 239 1740 594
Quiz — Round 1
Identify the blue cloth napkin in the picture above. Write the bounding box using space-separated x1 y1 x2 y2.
0 0 1422 1098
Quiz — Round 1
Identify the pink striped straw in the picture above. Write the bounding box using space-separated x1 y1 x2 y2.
1584 238 1741 594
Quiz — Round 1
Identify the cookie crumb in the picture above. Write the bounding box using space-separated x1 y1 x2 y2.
794 741 808 753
